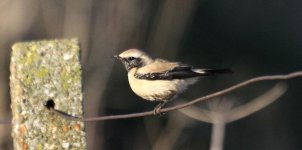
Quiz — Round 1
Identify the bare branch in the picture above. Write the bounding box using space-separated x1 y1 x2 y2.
178 102 213 123
179 82 287 123
179 83 287 150
227 82 287 122
1 71 302 124
77 71 302 121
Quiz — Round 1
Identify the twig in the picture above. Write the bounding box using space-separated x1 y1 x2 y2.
1 71 302 124
179 82 287 123
227 82 287 122
179 83 287 150
63 71 302 122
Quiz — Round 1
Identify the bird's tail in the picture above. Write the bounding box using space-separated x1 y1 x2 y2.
193 68 233 76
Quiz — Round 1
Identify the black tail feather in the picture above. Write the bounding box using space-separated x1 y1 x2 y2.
194 68 233 75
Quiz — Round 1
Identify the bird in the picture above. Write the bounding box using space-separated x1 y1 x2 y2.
114 49 232 115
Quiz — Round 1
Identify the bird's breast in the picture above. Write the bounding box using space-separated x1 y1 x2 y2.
127 69 196 101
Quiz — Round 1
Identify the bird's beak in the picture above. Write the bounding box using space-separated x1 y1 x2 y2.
113 55 120 60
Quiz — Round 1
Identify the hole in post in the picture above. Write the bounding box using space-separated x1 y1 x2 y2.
45 99 55 110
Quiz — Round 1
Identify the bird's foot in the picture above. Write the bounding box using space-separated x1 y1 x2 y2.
153 107 165 116
153 101 168 116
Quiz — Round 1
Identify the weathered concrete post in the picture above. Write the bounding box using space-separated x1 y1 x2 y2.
10 39 86 150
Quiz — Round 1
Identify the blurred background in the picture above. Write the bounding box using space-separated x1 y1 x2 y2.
0 0 302 150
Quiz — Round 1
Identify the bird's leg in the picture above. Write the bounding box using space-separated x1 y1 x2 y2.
153 100 168 116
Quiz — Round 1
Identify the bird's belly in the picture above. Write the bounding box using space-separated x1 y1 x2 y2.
128 76 182 101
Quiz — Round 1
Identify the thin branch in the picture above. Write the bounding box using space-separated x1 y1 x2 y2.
72 71 302 122
179 82 287 123
227 82 287 122
1 71 302 124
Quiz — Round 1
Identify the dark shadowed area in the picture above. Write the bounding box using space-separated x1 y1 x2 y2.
0 0 302 150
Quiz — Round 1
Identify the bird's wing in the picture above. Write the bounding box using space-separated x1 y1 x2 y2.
137 59 180 74
136 59 202 80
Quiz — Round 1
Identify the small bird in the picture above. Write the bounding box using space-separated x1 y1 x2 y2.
114 49 232 115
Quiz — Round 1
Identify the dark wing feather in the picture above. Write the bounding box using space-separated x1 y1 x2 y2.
135 65 203 80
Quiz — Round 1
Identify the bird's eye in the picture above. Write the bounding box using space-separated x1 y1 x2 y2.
128 57 136 61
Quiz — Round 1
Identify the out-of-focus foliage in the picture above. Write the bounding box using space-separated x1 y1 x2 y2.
0 0 302 150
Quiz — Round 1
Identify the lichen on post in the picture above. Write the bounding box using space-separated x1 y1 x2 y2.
10 39 86 150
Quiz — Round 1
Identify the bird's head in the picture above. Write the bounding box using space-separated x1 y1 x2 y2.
114 49 153 71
